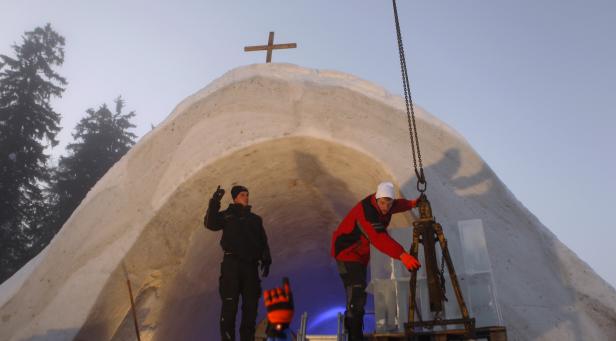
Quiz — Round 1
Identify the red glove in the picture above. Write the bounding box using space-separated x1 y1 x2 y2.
263 277 294 334
400 252 421 271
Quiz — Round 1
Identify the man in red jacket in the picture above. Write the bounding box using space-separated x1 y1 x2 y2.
331 181 421 340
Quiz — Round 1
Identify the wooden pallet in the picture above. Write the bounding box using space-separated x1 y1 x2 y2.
367 326 507 341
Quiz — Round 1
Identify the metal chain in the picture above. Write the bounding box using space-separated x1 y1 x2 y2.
392 0 426 191
393 0 417 171
439 249 448 301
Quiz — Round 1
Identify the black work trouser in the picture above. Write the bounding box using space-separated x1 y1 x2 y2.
337 261 367 341
219 255 261 341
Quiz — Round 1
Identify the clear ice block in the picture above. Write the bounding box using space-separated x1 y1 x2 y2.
368 219 504 332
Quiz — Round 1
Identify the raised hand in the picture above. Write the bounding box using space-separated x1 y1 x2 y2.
263 277 294 334
212 185 225 202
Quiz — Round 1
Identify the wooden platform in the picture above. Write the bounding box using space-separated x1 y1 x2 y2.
366 326 507 341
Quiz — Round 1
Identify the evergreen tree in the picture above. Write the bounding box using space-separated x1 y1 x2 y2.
48 97 136 241
0 24 66 282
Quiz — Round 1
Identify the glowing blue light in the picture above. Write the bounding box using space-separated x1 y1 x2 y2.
307 306 346 333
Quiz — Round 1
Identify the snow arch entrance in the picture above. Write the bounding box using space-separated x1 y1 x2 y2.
78 136 413 340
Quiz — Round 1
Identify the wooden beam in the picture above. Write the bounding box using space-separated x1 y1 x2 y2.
244 43 297 52
244 31 297 63
266 31 274 63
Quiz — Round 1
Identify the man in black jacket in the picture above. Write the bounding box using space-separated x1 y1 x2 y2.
205 185 272 341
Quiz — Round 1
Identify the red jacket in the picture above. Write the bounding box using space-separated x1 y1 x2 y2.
331 194 418 265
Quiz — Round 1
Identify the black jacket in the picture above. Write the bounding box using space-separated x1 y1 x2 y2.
204 199 271 265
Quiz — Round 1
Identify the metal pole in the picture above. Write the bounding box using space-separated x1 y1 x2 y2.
123 263 141 341
337 312 346 341
298 312 308 341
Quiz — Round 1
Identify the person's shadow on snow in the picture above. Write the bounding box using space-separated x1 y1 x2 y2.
400 147 586 341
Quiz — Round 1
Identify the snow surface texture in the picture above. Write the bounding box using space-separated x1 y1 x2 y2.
1 64 615 341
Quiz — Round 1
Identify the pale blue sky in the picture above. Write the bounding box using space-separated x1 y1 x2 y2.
2 1 614 288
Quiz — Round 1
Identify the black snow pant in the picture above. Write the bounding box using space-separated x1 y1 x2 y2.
219 254 261 341
337 261 367 341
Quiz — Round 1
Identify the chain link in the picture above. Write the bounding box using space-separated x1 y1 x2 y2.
440 248 448 301
392 0 426 190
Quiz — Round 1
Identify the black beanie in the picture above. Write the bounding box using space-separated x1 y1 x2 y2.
231 185 249 199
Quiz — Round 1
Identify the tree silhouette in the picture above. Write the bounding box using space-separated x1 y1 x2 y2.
0 24 66 282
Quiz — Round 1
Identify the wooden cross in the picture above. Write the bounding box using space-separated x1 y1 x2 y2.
244 32 297 63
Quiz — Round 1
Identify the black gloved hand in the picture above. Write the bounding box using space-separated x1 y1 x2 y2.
212 185 225 202
260 262 270 278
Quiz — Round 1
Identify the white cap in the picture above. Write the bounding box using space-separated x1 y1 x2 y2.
375 181 395 199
